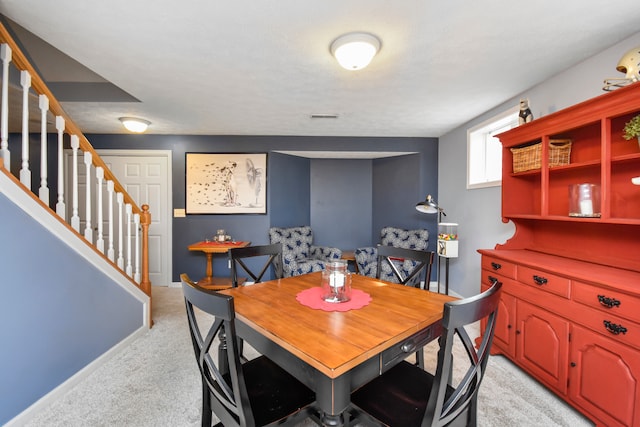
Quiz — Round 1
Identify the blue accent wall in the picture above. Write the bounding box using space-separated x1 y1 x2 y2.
270 152 310 227
311 158 372 249
84 134 439 282
0 192 144 425
373 153 439 256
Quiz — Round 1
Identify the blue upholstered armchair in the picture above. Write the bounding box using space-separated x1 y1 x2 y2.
355 226 429 286
268 226 342 277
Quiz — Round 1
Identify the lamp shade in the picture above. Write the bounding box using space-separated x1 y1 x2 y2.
415 194 439 214
331 33 381 71
119 117 151 133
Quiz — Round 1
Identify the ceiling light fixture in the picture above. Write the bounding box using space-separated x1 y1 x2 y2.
330 32 381 71
119 117 151 133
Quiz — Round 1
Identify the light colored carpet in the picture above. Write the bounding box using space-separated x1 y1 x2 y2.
24 286 594 427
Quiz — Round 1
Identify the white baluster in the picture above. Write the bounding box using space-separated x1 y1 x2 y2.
107 180 115 262
38 94 49 204
125 203 133 277
116 192 124 269
0 44 11 166
134 213 141 283
96 166 104 253
55 116 66 218
83 151 92 243
20 70 31 187
70 135 80 232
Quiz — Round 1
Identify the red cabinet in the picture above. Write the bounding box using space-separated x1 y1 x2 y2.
480 82 640 426
515 300 569 394
569 325 640 427
493 291 516 356
479 251 640 426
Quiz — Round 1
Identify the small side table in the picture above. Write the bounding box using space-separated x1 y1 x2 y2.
188 240 250 288
341 250 359 274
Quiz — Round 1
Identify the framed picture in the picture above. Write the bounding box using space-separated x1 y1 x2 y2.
186 153 267 214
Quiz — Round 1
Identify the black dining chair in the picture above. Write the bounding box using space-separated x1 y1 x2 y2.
375 244 435 289
349 280 503 427
228 243 283 287
181 277 318 427
375 245 436 368
228 243 283 361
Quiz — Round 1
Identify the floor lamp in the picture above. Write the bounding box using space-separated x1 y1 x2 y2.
416 195 458 294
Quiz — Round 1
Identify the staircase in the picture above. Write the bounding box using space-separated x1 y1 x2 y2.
0 20 153 426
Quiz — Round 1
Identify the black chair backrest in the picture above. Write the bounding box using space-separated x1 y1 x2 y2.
181 277 255 427
228 243 283 287
376 244 435 287
426 280 503 426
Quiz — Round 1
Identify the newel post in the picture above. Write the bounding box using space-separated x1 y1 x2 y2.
140 204 152 295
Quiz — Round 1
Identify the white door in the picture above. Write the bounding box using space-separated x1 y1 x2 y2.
67 149 172 286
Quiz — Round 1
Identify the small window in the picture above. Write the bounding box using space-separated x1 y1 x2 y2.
467 107 519 189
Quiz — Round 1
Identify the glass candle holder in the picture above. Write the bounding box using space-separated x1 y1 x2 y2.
321 261 352 303
569 183 601 218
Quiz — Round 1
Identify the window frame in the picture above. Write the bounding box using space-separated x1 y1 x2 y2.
466 106 519 190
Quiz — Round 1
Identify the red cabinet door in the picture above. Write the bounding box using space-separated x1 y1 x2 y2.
481 269 517 357
491 291 516 357
569 325 640 427
516 300 570 394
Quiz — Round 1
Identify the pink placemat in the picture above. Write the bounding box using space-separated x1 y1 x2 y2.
296 287 372 312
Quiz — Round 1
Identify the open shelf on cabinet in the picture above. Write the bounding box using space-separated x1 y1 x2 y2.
496 82 640 270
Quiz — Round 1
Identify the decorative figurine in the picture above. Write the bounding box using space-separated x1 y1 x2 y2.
519 98 533 124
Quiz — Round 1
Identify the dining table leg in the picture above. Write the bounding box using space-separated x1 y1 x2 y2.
315 375 350 427
320 413 344 427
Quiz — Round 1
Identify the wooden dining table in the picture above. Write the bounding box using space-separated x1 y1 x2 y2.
220 271 456 426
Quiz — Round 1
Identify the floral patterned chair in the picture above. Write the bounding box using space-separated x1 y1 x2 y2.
268 226 342 277
355 226 430 287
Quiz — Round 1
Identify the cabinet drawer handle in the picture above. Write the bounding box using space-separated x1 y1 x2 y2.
603 320 627 335
491 262 502 270
488 275 499 285
597 295 621 308
533 275 548 285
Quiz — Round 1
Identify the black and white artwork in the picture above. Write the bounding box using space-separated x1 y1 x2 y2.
186 153 267 214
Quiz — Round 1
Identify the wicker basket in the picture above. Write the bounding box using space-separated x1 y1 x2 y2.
511 139 572 173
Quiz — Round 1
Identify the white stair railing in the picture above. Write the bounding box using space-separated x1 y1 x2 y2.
70 135 80 232
83 151 93 243
0 24 151 309
19 70 30 187
0 44 10 165
55 116 65 218
39 94 49 205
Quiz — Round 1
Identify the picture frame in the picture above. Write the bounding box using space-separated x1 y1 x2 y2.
186 152 267 214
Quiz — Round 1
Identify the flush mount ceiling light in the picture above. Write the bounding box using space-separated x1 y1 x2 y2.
330 32 381 71
119 117 151 133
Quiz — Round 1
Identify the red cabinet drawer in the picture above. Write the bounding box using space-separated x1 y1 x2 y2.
573 304 640 351
481 256 516 279
517 266 570 299
573 281 640 324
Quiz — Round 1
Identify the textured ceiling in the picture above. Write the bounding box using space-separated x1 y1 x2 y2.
1 0 640 137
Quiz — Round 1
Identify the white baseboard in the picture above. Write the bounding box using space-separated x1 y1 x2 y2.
5 326 148 427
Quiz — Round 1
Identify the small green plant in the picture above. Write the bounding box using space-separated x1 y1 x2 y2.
623 114 640 140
